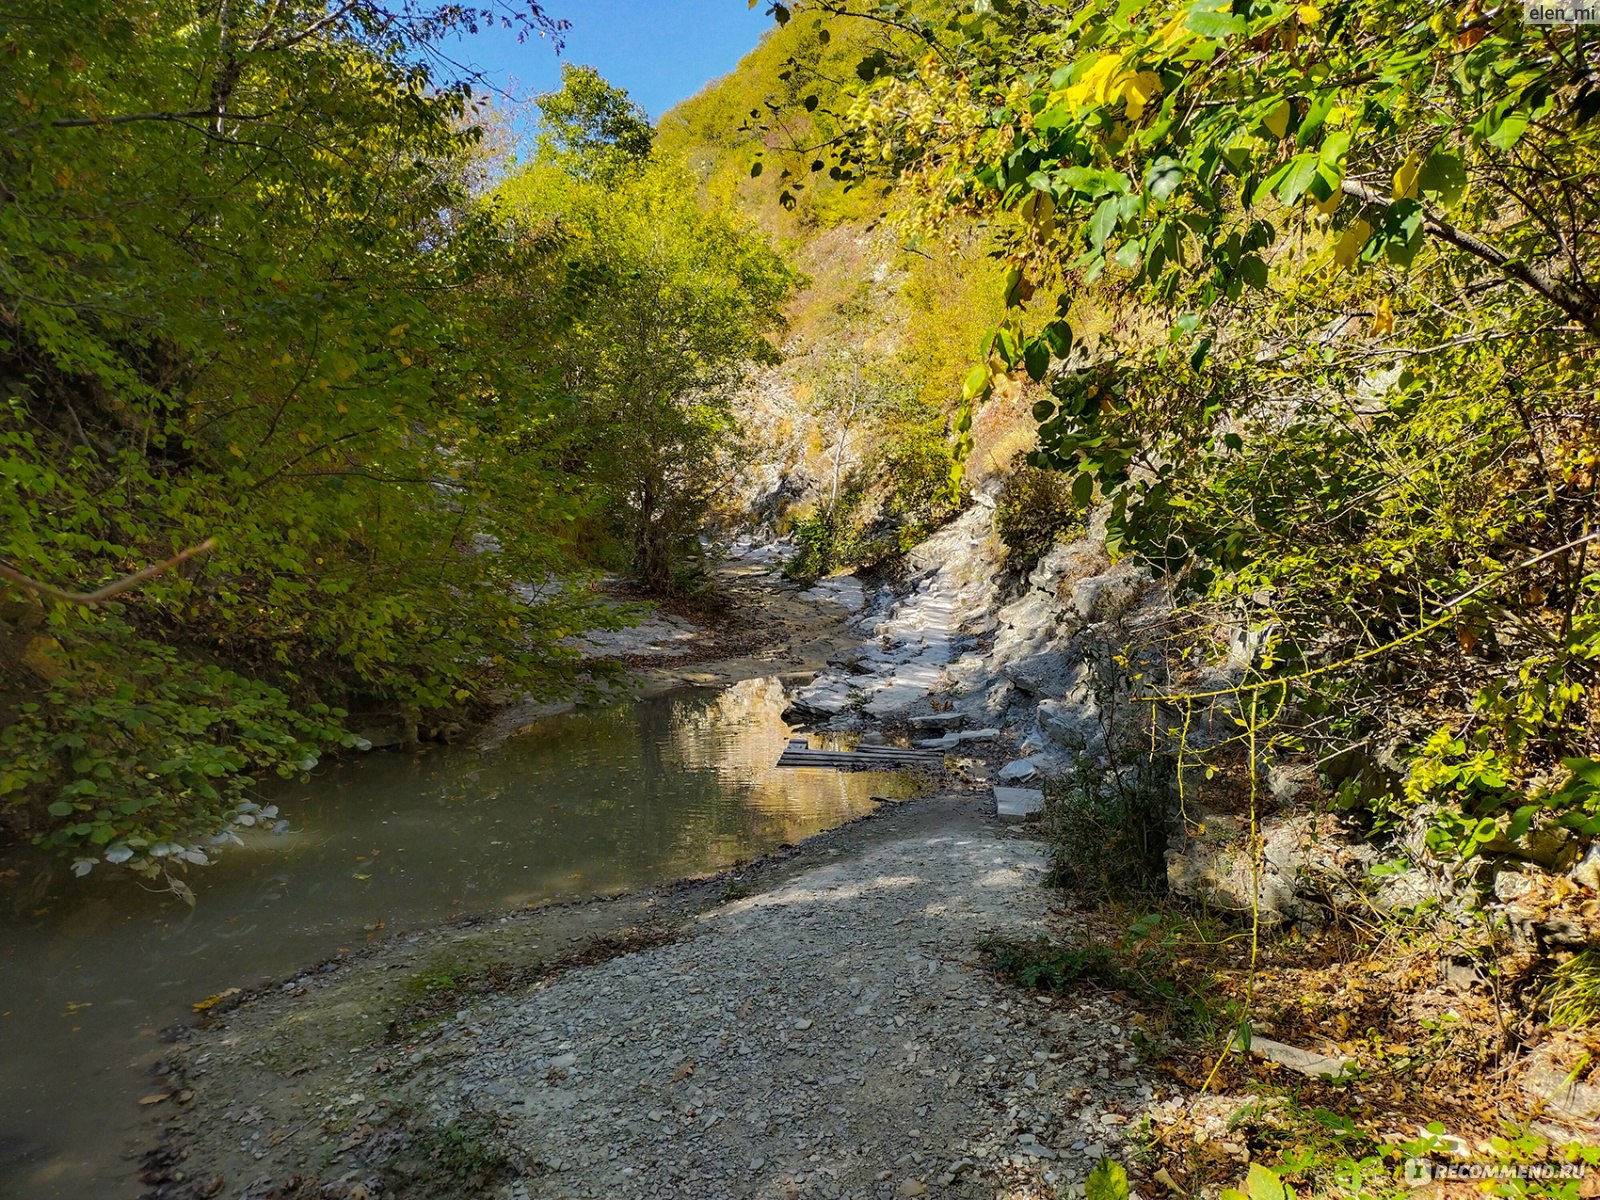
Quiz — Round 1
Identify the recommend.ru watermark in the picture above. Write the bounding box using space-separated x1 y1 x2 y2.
1526 2 1600 22
1405 1159 1590 1184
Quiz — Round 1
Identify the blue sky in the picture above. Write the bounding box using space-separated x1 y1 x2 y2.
447 1 775 121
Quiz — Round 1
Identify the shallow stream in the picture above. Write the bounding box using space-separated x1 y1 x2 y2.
0 677 909 1199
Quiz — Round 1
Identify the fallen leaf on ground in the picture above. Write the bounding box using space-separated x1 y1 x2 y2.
192 987 241 1013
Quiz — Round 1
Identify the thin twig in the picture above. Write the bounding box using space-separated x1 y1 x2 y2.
0 539 217 605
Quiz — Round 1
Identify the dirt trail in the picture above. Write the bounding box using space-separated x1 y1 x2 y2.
144 795 1151 1200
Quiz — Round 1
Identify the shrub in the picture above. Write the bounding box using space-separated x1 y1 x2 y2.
881 428 963 549
995 456 1084 573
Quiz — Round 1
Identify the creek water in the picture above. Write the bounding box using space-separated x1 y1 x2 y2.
0 677 911 1200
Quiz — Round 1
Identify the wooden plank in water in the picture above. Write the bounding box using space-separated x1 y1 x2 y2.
776 737 945 771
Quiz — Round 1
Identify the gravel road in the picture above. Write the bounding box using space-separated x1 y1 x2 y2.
384 816 1151 1200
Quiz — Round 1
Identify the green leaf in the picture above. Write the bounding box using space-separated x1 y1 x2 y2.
1379 198 1426 268
1246 1164 1286 1200
1318 130 1351 168
1487 110 1530 151
1057 167 1130 198
1071 471 1095 506
1024 338 1051 382
1088 198 1120 250
1086 1158 1130 1200
1417 150 1467 208
1563 757 1600 788
1143 156 1184 202
47 800 75 817
1185 4 1246 38
1274 154 1320 205
1296 93 1335 146
1042 320 1073 359
962 363 992 402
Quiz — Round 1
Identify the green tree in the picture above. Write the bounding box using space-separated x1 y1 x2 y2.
535 63 656 178
497 152 798 592
779 0 1600 853
0 0 601 885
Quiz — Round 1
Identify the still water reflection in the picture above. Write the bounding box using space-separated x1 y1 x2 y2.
0 678 911 1200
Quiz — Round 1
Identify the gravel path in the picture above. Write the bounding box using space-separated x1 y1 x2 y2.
387 821 1151 1200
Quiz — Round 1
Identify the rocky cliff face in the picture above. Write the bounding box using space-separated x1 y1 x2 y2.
780 490 1168 804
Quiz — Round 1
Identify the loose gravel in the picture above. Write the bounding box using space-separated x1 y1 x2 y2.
376 823 1153 1199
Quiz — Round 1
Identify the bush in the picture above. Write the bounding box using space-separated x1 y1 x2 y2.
881 428 963 549
783 492 898 580
995 456 1084 572
1042 757 1174 901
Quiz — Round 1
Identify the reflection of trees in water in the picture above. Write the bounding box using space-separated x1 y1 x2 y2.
270 685 913 907
669 677 912 819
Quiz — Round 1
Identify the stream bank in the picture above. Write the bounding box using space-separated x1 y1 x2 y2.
134 536 1165 1200
142 794 1152 1200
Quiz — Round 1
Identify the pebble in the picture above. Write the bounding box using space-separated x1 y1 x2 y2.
179 820 1146 1199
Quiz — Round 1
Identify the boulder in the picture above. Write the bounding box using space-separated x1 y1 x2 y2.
998 759 1040 784
1571 843 1600 891
783 680 856 722
1483 824 1580 871
1267 761 1317 806
800 576 868 613
1001 651 1085 699
1523 1040 1600 1123
995 787 1045 821
1239 1034 1356 1081
1071 563 1145 624
1225 621 1281 671
1165 810 1319 923
1035 690 1106 759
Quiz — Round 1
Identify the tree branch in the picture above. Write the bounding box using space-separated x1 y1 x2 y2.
1342 178 1600 338
0 539 217 606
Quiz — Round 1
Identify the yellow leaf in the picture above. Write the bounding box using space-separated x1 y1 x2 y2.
1370 295 1395 336
388 323 408 339
1061 53 1127 110
1314 188 1342 215
228 443 244 458
352 872 371 881
1156 10 1192 49
1263 101 1291 139
1122 71 1161 119
398 354 413 367
191 986 241 1013
1297 3 1321 21
1332 218 1371 268
1392 152 1421 200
